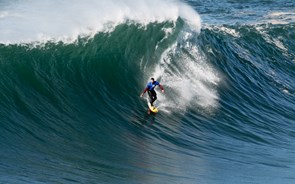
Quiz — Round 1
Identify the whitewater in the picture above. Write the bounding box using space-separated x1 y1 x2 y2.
0 0 200 43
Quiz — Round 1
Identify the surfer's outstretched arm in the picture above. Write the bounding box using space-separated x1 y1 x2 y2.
140 88 148 97
159 84 164 93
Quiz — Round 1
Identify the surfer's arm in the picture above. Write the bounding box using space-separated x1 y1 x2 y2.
159 84 164 93
140 88 148 97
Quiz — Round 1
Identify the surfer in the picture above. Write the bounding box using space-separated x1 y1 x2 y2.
140 78 164 106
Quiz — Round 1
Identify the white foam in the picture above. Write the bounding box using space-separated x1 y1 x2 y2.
150 42 220 114
255 26 288 52
203 24 240 38
0 0 200 44
265 11 295 25
219 26 240 37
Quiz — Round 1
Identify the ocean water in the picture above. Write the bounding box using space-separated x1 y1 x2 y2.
0 0 294 183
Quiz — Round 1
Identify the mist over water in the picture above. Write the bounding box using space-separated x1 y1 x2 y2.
151 42 220 114
0 0 200 43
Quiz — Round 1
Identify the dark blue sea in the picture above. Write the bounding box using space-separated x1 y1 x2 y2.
0 0 295 183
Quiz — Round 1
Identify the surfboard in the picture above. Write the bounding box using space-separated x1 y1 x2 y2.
148 102 158 113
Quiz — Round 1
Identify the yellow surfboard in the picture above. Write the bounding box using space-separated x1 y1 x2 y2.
148 102 158 113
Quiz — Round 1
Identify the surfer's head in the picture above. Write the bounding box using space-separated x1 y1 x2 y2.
151 77 154 81
151 78 155 83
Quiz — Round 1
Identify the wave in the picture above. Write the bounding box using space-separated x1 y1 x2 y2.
1 19 294 139
0 18 219 121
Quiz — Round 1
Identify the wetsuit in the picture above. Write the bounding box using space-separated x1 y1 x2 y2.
142 81 164 106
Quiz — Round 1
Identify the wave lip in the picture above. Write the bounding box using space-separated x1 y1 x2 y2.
0 0 200 44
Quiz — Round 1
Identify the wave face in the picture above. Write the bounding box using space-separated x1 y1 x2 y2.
1 0 295 183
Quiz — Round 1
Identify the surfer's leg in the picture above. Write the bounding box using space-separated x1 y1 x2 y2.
152 96 157 106
150 91 157 106
148 91 153 104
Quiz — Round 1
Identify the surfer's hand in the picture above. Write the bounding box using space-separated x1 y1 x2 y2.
140 93 143 97
162 89 164 93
